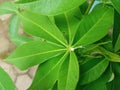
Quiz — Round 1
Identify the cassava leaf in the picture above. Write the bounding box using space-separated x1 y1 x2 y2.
79 58 109 85
55 8 81 45
5 41 66 70
15 0 86 15
0 67 15 90
98 47 120 62
73 4 113 47
28 53 68 90
58 52 79 90
82 67 112 90
111 0 120 14
9 15 32 46
18 11 67 46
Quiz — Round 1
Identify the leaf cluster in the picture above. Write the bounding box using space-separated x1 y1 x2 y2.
0 0 120 90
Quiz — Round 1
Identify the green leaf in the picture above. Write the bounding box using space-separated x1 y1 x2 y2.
73 4 114 47
18 11 67 46
98 47 120 62
0 67 15 90
0 2 18 15
82 67 112 90
111 0 120 14
112 10 120 51
55 8 81 45
114 34 120 52
112 63 120 75
5 41 66 70
28 53 68 90
58 52 79 90
16 0 86 15
79 58 109 85
9 15 32 46
107 75 120 90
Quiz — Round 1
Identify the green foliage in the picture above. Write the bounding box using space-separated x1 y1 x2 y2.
0 67 15 90
0 0 120 90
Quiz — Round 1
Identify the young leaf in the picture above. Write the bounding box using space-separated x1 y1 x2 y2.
73 4 114 47
28 53 68 90
0 67 15 90
79 58 109 85
0 2 18 15
58 52 79 90
98 47 120 62
16 0 86 15
18 11 67 46
111 0 120 14
9 15 32 46
5 41 66 70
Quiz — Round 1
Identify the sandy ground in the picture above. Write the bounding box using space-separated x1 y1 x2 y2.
0 1 37 90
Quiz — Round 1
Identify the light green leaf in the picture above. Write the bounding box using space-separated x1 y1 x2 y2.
0 67 15 90
58 52 79 90
0 2 18 15
18 11 67 46
28 53 68 90
111 0 120 14
16 0 86 15
55 8 81 45
5 41 66 70
80 58 109 85
9 15 32 46
73 4 113 47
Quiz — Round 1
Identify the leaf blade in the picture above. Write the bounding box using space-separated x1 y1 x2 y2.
80 58 109 85
16 0 86 15
18 11 67 46
5 41 66 70
28 52 68 90
73 4 114 47
0 67 15 90
58 52 79 90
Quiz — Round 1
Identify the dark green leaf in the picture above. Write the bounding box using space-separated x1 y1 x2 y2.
79 58 109 85
107 75 120 90
112 10 120 51
111 0 120 14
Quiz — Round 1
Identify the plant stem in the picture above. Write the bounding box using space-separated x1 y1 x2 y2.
85 0 95 14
